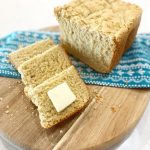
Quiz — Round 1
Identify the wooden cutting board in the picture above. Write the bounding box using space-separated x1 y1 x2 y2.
0 26 150 150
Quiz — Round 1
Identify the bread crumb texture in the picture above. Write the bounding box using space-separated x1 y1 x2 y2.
31 66 89 128
8 39 54 69
18 45 72 87
55 0 141 36
55 0 142 73
8 39 90 129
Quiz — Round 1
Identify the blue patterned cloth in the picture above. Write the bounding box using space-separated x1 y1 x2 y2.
0 31 150 88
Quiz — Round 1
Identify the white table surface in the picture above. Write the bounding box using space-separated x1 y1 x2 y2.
0 0 150 150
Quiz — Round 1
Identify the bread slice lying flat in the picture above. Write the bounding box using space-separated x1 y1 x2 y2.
8 39 54 69
29 66 89 128
24 73 65 106
55 0 142 73
18 45 72 87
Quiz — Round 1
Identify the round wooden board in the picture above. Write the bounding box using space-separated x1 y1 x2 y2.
0 26 150 150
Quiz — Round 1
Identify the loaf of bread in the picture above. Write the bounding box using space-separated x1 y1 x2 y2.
30 66 89 128
54 0 142 73
8 39 54 69
18 45 72 87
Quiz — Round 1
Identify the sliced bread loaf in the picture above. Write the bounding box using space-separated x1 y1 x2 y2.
8 39 54 69
54 0 142 73
30 66 89 128
18 45 72 87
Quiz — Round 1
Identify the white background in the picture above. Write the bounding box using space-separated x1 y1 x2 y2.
0 0 150 150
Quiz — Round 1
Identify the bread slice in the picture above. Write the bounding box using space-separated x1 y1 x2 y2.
54 0 142 73
30 66 89 128
24 73 62 106
8 39 54 69
18 45 72 87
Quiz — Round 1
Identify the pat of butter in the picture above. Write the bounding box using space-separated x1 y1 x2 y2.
47 82 76 112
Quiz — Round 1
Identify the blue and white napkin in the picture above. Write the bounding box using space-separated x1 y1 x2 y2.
0 31 150 88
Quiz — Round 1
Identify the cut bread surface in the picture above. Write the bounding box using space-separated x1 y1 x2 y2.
8 39 54 69
30 66 89 128
8 30 90 129
55 0 142 72
18 45 72 87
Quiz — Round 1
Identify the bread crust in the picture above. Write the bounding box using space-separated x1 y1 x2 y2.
18 45 72 87
55 0 142 73
41 100 88 128
32 66 90 128
109 15 142 72
8 39 54 69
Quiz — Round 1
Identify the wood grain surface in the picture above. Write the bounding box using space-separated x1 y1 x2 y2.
0 27 150 150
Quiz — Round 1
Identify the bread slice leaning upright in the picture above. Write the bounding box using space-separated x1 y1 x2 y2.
18 45 72 87
8 39 54 69
54 0 142 73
